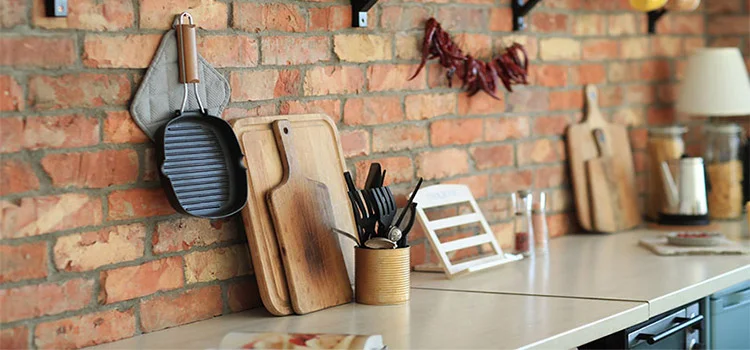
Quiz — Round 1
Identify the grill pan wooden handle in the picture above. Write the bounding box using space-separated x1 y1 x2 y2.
176 15 199 84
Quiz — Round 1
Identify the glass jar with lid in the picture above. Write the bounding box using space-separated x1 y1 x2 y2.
647 126 687 221
704 123 744 219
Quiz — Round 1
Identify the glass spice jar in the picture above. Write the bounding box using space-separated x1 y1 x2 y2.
512 190 534 257
647 126 687 221
532 192 549 255
704 123 744 219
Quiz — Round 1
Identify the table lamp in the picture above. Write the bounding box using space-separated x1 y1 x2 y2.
677 47 750 117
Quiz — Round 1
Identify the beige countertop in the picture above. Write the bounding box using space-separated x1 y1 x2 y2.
90 289 648 350
413 220 750 315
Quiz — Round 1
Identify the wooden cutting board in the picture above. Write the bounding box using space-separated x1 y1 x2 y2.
586 129 623 232
232 114 356 316
567 85 641 232
266 120 352 314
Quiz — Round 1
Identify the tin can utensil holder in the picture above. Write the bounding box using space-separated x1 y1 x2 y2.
355 247 410 305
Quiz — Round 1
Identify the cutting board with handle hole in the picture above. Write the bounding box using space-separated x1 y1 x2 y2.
232 114 356 316
586 129 623 232
567 85 641 232
266 119 352 314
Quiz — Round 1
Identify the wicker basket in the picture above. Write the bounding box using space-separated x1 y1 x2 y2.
355 247 410 305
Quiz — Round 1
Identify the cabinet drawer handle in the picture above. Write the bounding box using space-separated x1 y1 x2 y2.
636 315 704 345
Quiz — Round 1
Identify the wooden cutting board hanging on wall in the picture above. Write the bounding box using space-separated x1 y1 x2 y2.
567 85 641 232
232 114 356 316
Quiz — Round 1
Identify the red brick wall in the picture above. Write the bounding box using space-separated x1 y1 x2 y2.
1 0 748 348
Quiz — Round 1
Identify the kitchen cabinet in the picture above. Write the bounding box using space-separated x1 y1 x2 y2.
706 280 750 349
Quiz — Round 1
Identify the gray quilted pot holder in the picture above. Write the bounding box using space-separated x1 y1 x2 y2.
130 29 230 141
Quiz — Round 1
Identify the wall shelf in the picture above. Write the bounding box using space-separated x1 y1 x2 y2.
512 0 543 31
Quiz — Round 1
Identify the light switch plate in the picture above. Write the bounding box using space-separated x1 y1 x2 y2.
46 0 68 17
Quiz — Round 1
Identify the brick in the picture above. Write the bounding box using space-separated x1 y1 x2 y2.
657 83 678 104
660 14 705 34
54 223 145 272
153 217 240 254
0 118 23 153
599 86 623 107
198 35 258 68
185 245 251 283
261 36 330 65
454 34 493 59
372 125 428 153
1 0 26 28
0 279 93 323
107 188 175 220
436 7 487 31
621 38 650 59
380 6 430 31
534 164 568 188
368 64 426 91
41 149 139 188
23 115 100 150
571 64 606 85
143 148 158 181
518 139 566 165
490 170 533 194
582 39 619 60
140 286 223 332
608 62 641 83
629 128 649 150
608 14 639 35
706 0 743 13
0 75 23 111
531 13 568 33
416 149 469 180
32 0 134 30
0 242 47 283
0 159 40 196
625 84 656 105
1 194 102 239
354 157 413 186
431 118 483 146
35 308 135 350
507 89 550 112
0 326 28 349
647 107 676 125
343 96 404 126
309 6 351 31
341 130 370 157
457 91 506 116
490 8 513 31
99 256 184 304
471 145 514 170
530 64 568 87
334 34 392 62
304 66 365 96
405 93 457 120
533 115 571 136
640 60 671 82
549 90 583 111
223 104 278 121
0 35 76 68
227 278 263 312
395 33 420 60
230 70 301 102
104 111 148 143
233 3 304 32
613 107 645 126
280 99 341 122
444 174 490 198
707 15 749 35
540 38 581 60
140 0 227 30
573 14 604 35
652 37 683 57
29 74 130 110
83 34 160 68
485 116 530 141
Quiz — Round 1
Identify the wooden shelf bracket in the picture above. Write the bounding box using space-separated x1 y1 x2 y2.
512 0 543 31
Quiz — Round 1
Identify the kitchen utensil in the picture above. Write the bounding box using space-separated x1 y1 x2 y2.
396 202 418 248
344 172 371 246
355 247 410 305
364 237 397 249
333 228 360 246
395 178 423 228
232 114 356 316
659 156 710 225
376 187 397 237
130 16 230 141
387 226 402 242
156 12 247 219
567 85 641 232
586 129 621 232
360 189 379 238
364 163 382 189
266 120 352 315
666 232 725 247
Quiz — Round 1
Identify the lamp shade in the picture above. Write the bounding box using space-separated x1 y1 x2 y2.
676 48 750 117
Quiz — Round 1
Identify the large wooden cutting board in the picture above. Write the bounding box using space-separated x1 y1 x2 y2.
232 114 356 316
567 85 641 232
266 120 352 314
